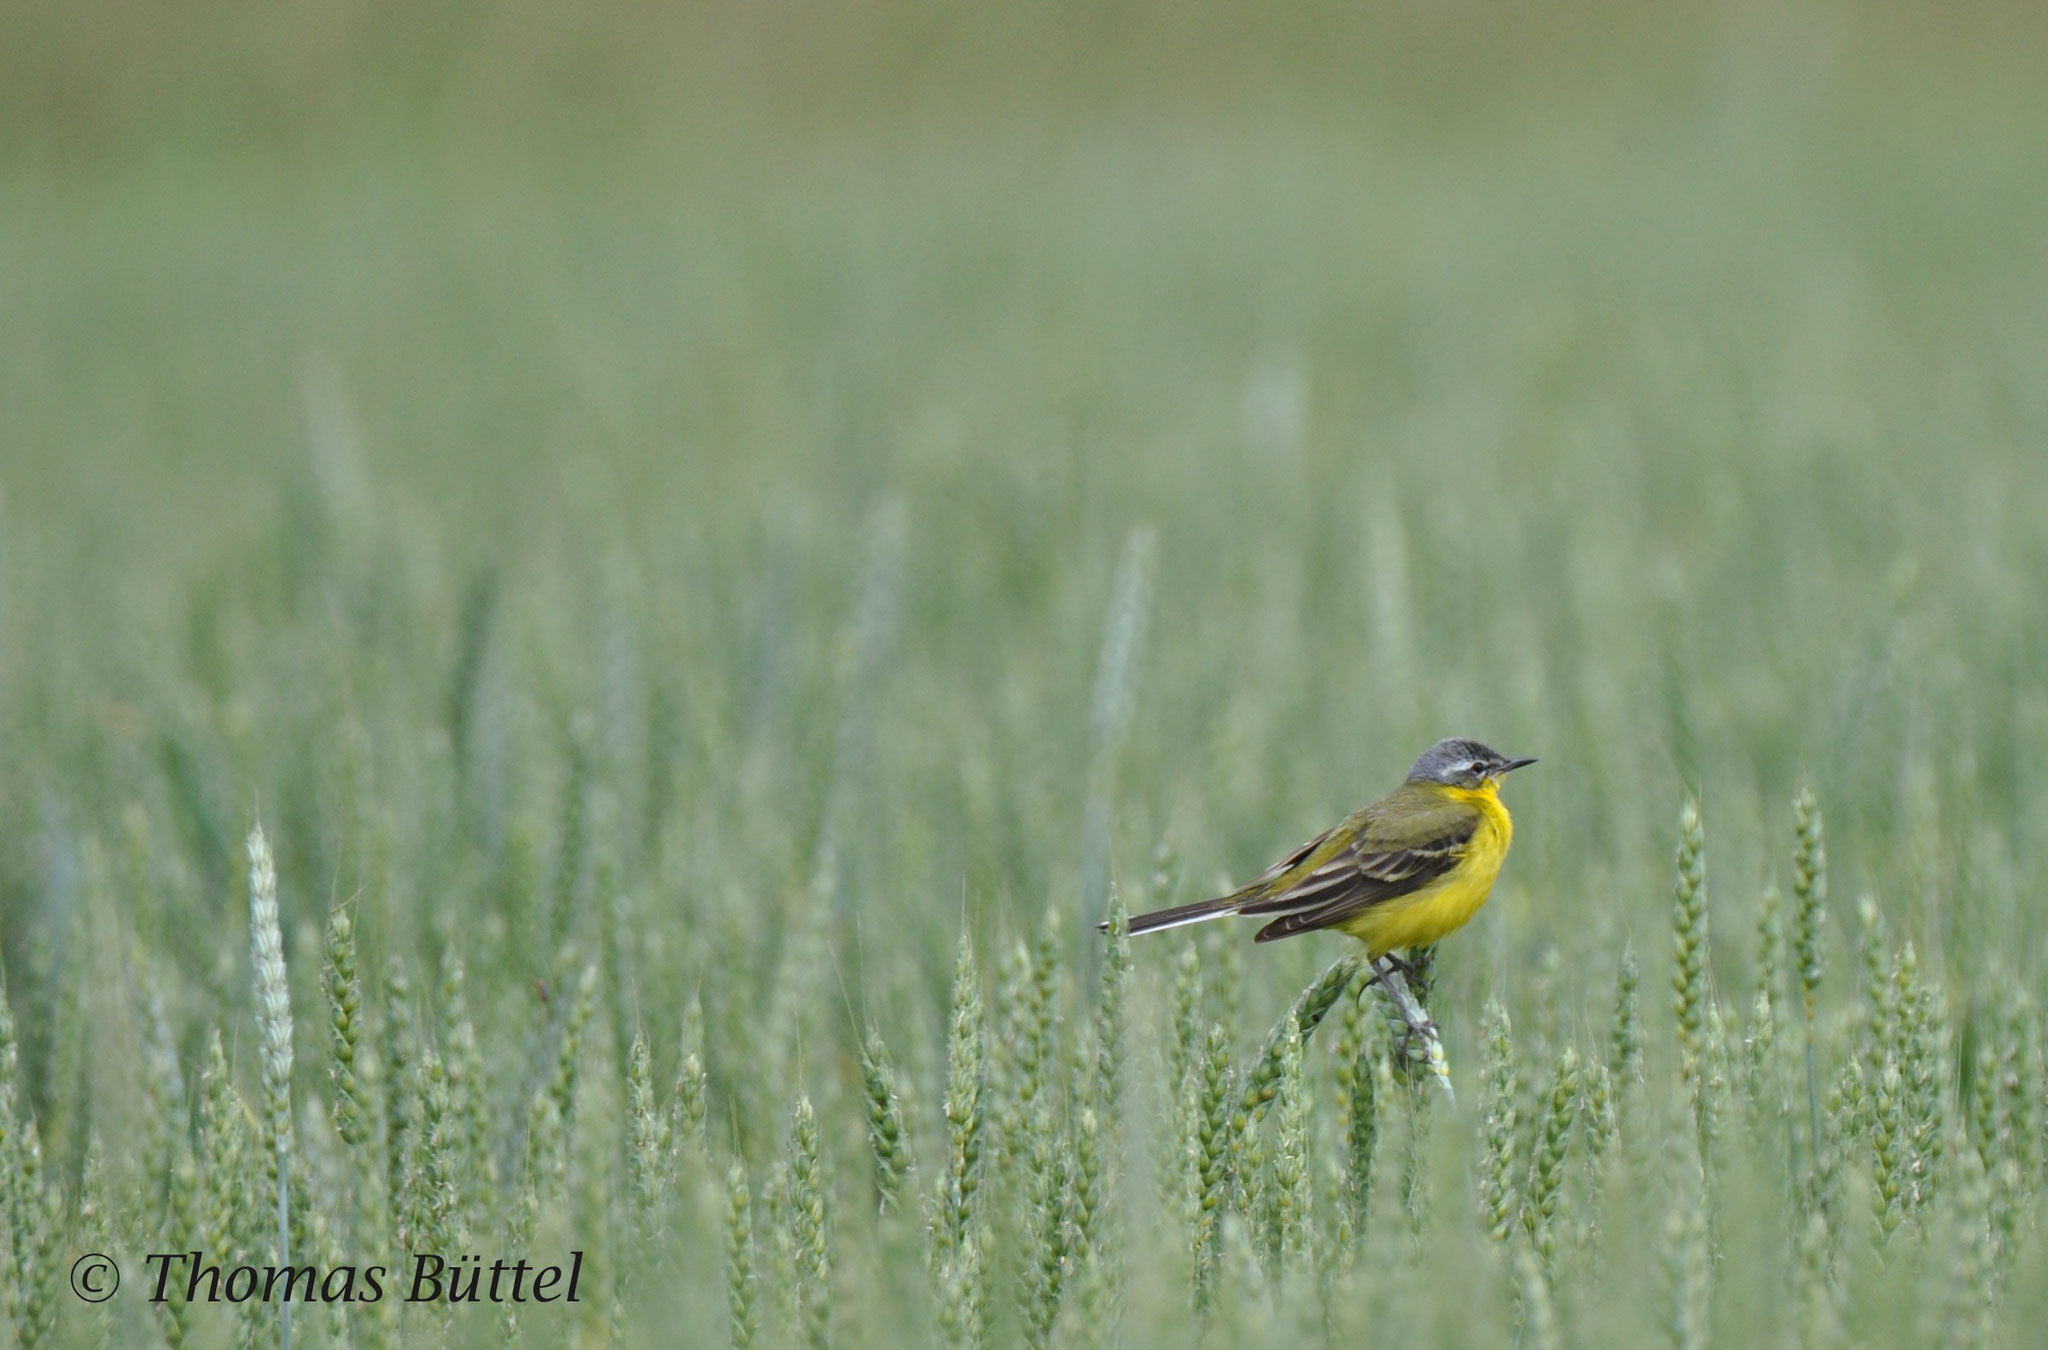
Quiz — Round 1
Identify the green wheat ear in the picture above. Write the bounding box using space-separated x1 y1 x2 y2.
1339 1020 1383 1258
1744 982 1779 1129
1793 787 1829 1025
935 932 986 1271
1672 799 1710 1082
1190 1019 1233 1317
1891 944 1949 1220
1580 1058 1617 1240
1019 1101 1071 1350
552 960 601 1130
628 1032 664 1231
859 1025 913 1214
1671 799 1717 1161
1996 984 2042 1184
324 902 363 1149
191 1021 253 1350
725 1156 758 1350
787 1096 832 1350
397 1045 451 1251
1094 885 1131 1113
1270 1011 1314 1282
1066 1102 1108 1291
1476 998 1521 1244
1237 955 1367 1131
246 822 299 1350
1608 944 1643 1089
440 950 493 1206
676 989 710 1156
1165 940 1205 1222
379 954 415 1208
1755 881 1784 1014
161 1146 201 1349
1521 1044 1580 1279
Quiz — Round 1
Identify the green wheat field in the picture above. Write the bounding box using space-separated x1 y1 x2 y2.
5 2 2048 1346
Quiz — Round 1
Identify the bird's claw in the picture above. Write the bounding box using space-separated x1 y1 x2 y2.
1357 952 1418 995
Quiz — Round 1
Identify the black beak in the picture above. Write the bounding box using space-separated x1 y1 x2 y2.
1498 757 1537 773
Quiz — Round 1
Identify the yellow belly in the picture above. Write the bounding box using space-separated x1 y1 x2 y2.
1336 789 1511 959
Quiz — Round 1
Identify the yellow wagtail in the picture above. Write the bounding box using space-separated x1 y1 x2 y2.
1122 739 1534 959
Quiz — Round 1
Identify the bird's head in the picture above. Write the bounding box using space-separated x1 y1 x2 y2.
1407 738 1537 789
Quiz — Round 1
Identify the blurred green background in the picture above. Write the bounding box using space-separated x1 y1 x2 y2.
8 0 2047 951
5 1 2048 1343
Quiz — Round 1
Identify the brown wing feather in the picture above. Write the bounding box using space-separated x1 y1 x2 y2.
1242 819 1477 943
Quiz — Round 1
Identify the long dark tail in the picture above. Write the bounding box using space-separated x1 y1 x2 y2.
1110 893 1242 936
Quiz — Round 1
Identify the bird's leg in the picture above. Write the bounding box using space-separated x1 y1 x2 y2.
1355 952 1417 996
1377 952 1420 981
1368 955 1454 1106
1374 962 1437 1042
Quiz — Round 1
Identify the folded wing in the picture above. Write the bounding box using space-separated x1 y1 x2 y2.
1239 804 1478 943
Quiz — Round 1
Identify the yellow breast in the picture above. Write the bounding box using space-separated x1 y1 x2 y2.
1338 784 1513 959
